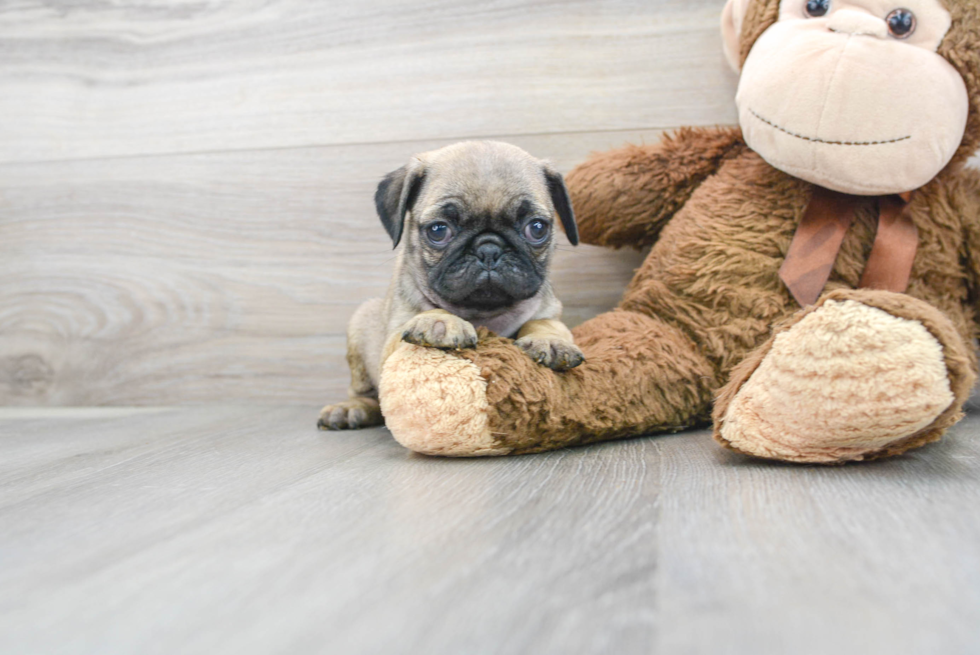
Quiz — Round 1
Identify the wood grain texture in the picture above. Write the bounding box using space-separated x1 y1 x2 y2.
2 0 977 407
0 131 650 406
0 0 737 164
1 404 979 654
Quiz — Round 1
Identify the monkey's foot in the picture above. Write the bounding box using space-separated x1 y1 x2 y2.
714 290 974 464
318 398 383 431
379 341 509 456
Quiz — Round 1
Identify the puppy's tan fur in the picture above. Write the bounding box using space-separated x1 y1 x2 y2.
319 141 581 431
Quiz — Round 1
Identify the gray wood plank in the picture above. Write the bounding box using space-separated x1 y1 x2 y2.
0 406 979 654
0 130 650 406
0 0 736 163
655 436 980 654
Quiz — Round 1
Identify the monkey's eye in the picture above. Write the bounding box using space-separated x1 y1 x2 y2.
886 8 916 38
523 219 551 245
424 222 454 246
804 0 830 17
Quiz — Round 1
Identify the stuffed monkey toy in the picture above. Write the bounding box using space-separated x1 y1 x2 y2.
377 0 980 463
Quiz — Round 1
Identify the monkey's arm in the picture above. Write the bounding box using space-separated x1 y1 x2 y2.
955 168 980 325
566 126 745 249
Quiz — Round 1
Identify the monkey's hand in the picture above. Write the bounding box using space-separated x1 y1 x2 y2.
401 310 478 350
568 126 744 249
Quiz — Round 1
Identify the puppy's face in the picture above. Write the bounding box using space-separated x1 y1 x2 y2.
416 188 556 310
376 141 578 312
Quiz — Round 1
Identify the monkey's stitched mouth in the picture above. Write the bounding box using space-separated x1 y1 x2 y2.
750 109 911 146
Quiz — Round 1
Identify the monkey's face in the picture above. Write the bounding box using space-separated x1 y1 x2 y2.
735 0 969 195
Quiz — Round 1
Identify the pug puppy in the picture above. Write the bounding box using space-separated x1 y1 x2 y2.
318 141 584 431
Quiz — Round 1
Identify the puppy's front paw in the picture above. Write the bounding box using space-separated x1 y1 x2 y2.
515 336 585 371
318 398 383 431
401 313 478 350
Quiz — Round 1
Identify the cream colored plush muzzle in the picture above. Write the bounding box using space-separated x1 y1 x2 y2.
727 0 968 195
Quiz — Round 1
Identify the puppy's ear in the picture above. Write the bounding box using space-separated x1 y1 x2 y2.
375 160 426 248
543 164 579 246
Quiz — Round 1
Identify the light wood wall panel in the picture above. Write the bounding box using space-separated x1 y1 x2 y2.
1 0 737 406
0 131 652 406
5 0 974 406
0 0 737 164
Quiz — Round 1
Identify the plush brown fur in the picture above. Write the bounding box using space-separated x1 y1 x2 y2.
450 312 717 454
378 0 980 461
572 128 747 248
941 1 980 166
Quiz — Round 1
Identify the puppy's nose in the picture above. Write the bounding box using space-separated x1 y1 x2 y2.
473 234 505 269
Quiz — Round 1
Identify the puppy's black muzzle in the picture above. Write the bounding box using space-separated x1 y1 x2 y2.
429 230 545 311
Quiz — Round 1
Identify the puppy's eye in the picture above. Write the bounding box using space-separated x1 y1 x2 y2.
886 8 916 38
424 222 454 246
523 219 551 245
804 0 830 17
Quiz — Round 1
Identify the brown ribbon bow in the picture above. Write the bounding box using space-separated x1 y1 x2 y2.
779 187 918 307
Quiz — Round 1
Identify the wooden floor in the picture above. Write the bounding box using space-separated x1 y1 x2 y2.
2 404 979 654
4 2 980 652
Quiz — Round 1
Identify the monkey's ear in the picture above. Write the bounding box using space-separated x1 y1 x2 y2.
375 160 426 248
543 164 578 246
721 0 751 72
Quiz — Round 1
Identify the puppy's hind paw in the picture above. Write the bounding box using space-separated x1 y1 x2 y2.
515 337 585 371
318 398 383 431
401 312 478 350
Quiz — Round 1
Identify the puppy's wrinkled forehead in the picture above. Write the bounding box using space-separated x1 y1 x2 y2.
415 141 551 214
